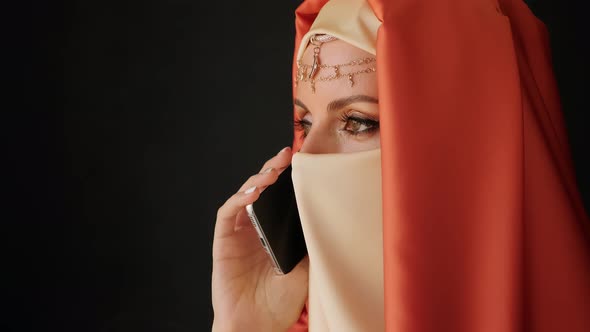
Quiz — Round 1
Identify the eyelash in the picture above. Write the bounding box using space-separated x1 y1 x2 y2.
293 119 310 137
294 114 379 138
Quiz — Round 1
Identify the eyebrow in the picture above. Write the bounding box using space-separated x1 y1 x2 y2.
294 95 379 114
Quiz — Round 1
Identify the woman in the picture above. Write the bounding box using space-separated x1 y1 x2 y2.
213 0 590 331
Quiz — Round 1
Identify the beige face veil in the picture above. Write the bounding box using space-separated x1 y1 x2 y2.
292 148 384 331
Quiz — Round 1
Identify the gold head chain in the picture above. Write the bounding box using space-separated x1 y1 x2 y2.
296 34 376 94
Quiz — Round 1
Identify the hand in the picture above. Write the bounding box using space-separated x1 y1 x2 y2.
212 146 309 332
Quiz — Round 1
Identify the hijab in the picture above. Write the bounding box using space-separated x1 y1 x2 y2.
290 0 590 331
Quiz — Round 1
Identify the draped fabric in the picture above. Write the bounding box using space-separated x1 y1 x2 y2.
289 0 590 331
292 149 384 331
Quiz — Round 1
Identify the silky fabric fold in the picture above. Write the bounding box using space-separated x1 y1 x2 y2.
296 0 380 61
291 149 384 332
288 0 590 331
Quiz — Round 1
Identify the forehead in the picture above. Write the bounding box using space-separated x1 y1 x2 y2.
296 39 378 107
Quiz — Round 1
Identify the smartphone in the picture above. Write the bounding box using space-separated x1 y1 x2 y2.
245 165 307 275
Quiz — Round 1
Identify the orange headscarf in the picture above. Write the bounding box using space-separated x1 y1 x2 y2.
290 0 590 331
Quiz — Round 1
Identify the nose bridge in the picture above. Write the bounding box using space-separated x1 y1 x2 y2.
299 124 339 154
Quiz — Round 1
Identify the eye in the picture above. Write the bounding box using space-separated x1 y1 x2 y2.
294 118 312 138
340 115 379 136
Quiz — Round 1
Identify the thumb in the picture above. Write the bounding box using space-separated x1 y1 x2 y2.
280 255 309 317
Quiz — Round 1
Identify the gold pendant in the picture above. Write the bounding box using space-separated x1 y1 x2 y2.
308 46 320 79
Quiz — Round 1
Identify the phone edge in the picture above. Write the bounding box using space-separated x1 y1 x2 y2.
245 204 285 275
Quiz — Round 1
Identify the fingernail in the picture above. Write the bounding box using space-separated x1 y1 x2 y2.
277 146 291 155
244 186 257 194
261 167 274 174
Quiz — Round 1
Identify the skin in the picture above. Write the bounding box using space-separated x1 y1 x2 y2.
212 40 380 332
295 39 380 153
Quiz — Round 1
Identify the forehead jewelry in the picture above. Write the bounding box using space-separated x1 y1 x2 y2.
308 34 338 79
296 57 376 94
296 34 376 94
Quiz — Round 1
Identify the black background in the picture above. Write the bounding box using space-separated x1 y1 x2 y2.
5 0 589 331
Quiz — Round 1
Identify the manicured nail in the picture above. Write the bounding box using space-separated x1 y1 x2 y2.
261 167 274 174
244 186 257 194
277 146 291 155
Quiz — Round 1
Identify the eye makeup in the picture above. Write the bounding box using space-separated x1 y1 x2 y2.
338 112 379 136
294 117 312 138
294 111 379 139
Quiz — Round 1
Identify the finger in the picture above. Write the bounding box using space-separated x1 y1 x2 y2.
215 186 260 239
237 167 280 192
258 146 292 174
236 146 292 193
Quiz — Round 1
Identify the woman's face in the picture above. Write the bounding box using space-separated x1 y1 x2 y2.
295 39 380 154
